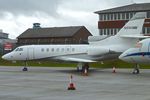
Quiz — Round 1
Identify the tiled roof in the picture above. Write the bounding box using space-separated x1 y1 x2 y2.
18 26 85 38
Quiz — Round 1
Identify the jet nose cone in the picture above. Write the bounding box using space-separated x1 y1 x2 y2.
119 53 124 61
2 53 12 60
2 54 7 60
119 52 131 63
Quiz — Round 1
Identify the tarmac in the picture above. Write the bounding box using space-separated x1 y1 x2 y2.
0 66 150 100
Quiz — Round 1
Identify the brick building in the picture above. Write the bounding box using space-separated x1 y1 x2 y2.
95 3 150 35
0 30 16 54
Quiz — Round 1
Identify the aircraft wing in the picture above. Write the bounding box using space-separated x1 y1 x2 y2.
53 56 97 63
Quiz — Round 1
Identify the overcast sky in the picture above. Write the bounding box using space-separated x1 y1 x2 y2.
0 0 149 39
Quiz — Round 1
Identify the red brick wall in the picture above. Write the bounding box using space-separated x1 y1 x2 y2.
98 18 150 29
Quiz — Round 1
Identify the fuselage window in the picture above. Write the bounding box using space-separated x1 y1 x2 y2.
61 48 64 52
41 48 44 52
72 48 75 52
67 48 69 51
46 48 49 52
51 48 54 52
56 48 59 52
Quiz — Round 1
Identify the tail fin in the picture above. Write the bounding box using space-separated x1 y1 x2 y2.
117 12 146 37
90 12 147 52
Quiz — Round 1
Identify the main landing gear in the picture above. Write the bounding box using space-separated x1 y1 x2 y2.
77 63 89 73
22 61 28 71
132 64 140 74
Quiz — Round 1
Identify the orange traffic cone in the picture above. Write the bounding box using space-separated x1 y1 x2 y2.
68 75 76 90
83 69 88 76
112 67 116 73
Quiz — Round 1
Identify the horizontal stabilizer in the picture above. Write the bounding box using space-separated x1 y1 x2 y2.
120 35 150 38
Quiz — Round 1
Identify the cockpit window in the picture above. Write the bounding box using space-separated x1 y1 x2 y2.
19 48 23 51
15 48 19 51
15 48 23 51
135 42 142 48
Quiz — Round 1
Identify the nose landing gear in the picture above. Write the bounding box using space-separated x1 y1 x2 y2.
77 63 89 73
22 61 28 71
132 64 140 74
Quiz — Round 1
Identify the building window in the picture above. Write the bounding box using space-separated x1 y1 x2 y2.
100 29 103 35
111 14 113 20
120 13 122 20
104 29 106 35
126 13 130 20
114 14 117 20
147 11 150 18
147 27 150 34
143 27 146 34
130 12 134 19
107 14 110 20
116 13 118 20
99 14 101 20
106 29 110 35
122 13 125 20
104 14 106 20
110 29 112 35
114 29 117 35
118 13 120 20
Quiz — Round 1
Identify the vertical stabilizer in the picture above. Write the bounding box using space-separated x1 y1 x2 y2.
116 12 146 37
90 12 146 53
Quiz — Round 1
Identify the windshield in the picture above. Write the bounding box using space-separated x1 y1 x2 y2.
14 48 23 51
135 42 142 48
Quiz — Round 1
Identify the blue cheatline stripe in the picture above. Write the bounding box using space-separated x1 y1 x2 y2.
124 52 150 57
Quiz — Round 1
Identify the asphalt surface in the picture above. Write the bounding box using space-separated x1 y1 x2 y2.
0 66 150 100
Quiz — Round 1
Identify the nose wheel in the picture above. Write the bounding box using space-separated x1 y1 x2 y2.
132 64 140 74
76 63 89 73
22 67 28 71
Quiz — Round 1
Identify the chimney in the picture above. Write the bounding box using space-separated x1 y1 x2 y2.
33 23 41 29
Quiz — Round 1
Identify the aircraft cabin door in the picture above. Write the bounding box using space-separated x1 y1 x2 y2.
27 47 34 60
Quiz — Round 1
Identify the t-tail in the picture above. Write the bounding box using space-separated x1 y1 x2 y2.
116 12 147 38
91 12 148 53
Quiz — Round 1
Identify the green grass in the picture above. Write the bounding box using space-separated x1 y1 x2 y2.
0 56 150 69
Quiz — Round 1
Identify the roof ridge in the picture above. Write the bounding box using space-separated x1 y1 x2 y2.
95 3 150 14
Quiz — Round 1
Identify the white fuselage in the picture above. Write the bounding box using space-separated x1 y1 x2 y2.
119 38 150 64
3 45 88 61
2 43 122 62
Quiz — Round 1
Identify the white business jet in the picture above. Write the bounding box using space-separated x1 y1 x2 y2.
2 12 148 72
119 38 150 74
